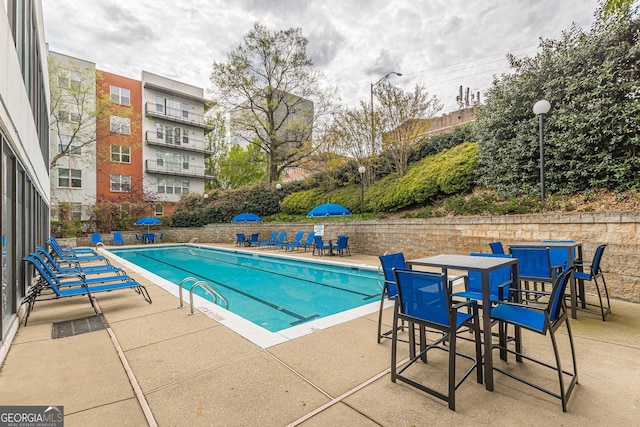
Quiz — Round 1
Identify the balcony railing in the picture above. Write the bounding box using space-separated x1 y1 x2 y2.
145 131 213 156
145 159 214 180
145 102 214 131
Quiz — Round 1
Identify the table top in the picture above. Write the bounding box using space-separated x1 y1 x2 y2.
509 241 582 248
407 254 517 271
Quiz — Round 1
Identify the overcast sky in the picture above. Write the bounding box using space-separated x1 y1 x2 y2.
42 0 598 113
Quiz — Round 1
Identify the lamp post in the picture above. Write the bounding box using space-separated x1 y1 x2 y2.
370 71 402 155
358 166 366 219
275 183 282 213
533 100 551 202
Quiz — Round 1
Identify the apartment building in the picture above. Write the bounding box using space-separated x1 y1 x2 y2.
1 0 51 363
141 71 212 216
95 71 143 205
47 63 212 220
48 51 97 221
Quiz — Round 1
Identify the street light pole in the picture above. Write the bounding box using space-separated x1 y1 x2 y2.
370 71 402 156
533 100 551 202
358 166 366 219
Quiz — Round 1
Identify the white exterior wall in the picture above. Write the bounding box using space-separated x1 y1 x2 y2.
48 51 97 220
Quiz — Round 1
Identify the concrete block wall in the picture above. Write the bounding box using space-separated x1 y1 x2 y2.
71 211 640 303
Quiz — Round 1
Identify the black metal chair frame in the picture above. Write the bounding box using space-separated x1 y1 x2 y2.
391 268 483 411
490 267 578 412
573 244 611 321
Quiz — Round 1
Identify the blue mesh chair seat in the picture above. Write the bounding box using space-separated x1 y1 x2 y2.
283 231 305 251
391 268 483 411
312 235 331 256
236 233 247 246
452 253 513 303
490 266 578 412
273 231 288 249
489 241 505 254
247 233 260 247
112 232 124 245
377 253 406 343
257 231 278 248
509 247 558 301
294 232 315 251
573 244 610 321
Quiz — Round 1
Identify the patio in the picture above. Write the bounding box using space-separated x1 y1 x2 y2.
0 243 638 426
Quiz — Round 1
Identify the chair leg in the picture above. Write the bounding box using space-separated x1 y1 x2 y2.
448 331 457 411
377 290 388 343
595 276 611 321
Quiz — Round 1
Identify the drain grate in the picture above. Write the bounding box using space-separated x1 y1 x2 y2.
52 314 109 339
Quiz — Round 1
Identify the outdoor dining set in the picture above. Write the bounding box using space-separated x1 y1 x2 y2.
235 230 351 257
377 240 610 412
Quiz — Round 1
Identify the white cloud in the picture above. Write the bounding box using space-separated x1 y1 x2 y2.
42 0 598 113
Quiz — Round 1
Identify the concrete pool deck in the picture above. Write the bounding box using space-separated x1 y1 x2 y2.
1 243 639 426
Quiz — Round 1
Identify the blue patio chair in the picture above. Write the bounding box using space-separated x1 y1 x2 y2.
28 252 130 288
392 268 483 411
452 253 513 304
257 231 278 248
247 233 260 247
377 253 406 343
283 231 304 251
22 256 152 326
158 233 164 243
236 233 247 247
334 235 351 256
112 232 124 245
295 232 315 251
573 244 610 321
489 241 505 254
48 236 97 255
273 231 288 249
47 238 107 263
312 235 331 256
490 266 578 412
91 232 102 247
509 246 558 301
35 247 119 276
135 234 143 244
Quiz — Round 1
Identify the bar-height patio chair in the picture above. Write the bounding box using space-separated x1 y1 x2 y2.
452 253 513 304
509 246 558 301
573 244 610 321
391 268 483 411
489 241 505 254
377 253 411 343
490 266 578 412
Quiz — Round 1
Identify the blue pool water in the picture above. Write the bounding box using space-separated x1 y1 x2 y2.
110 245 381 332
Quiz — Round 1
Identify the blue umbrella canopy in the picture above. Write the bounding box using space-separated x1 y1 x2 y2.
307 203 352 218
231 213 263 223
135 216 162 233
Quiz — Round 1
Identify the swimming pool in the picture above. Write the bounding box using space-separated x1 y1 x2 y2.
108 245 382 340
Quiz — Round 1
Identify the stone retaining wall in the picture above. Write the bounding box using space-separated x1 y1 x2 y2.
73 211 640 302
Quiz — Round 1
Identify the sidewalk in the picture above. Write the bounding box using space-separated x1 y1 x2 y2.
0 244 638 426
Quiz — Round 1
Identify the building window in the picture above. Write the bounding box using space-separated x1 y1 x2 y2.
110 85 130 105
58 169 82 188
59 135 82 155
155 96 164 113
182 129 189 144
182 102 189 118
155 204 164 216
58 70 80 90
157 178 189 194
57 105 80 123
110 174 131 192
110 145 131 163
166 99 180 118
110 116 130 134
156 123 164 139
71 203 82 220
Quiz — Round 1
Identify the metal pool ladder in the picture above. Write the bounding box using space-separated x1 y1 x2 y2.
178 277 229 315
188 237 198 245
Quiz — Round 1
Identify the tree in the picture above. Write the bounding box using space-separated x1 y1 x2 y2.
218 143 267 188
210 23 336 184
203 111 230 189
476 7 640 196
375 81 442 177
48 56 137 169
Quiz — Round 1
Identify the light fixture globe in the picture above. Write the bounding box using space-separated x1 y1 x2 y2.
358 166 366 174
275 183 282 190
533 100 551 115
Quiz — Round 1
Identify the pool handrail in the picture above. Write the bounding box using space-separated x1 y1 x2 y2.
177 276 229 313
188 238 198 245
